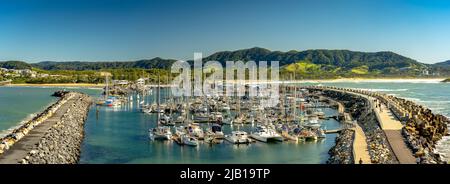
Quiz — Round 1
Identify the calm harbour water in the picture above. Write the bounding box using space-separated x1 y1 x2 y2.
78 88 340 164
1 81 450 163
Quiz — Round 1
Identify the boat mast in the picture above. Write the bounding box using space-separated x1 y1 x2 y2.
105 74 109 99
293 72 297 123
157 74 161 125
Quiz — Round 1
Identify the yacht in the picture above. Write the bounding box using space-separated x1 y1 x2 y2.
159 114 175 126
193 112 210 122
225 131 251 144
210 124 224 139
187 123 205 140
181 134 198 146
148 126 172 140
250 125 284 142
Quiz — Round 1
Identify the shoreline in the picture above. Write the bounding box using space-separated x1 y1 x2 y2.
3 78 447 89
7 83 105 89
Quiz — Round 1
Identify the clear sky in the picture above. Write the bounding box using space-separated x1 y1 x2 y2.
1 0 450 63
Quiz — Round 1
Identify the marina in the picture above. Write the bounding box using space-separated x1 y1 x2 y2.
0 80 449 164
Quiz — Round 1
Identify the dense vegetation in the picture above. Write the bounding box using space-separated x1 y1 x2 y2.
0 61 32 69
2 47 450 83
32 57 176 70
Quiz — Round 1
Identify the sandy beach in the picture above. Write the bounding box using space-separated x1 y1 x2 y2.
4 78 446 89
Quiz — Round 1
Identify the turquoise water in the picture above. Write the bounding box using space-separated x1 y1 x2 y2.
79 89 341 164
2 81 450 164
311 81 450 161
0 86 101 133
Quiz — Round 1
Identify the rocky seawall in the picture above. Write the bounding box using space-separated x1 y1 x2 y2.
310 88 398 164
327 129 354 164
23 92 92 164
0 91 92 164
0 91 73 154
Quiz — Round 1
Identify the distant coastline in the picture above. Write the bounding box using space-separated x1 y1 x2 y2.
3 78 446 88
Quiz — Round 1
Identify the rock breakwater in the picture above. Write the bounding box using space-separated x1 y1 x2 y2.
327 129 354 164
309 88 398 164
23 92 92 164
0 91 92 164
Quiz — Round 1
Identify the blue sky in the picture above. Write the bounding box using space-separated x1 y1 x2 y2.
1 0 450 63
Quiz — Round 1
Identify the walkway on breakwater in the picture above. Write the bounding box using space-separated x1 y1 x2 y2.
0 95 77 164
352 124 371 164
316 87 416 164
374 102 416 164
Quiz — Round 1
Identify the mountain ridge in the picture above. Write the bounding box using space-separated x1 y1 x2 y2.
0 47 444 74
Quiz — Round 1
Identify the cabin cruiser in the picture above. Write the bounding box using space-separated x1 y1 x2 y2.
187 123 205 140
225 131 251 144
250 125 283 142
181 134 198 146
210 124 224 139
204 131 222 144
148 126 172 140
210 112 223 122
193 112 210 122
159 114 175 126
316 128 326 139
296 128 318 141
104 97 121 107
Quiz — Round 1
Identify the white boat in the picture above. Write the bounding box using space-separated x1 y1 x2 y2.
250 125 283 142
316 128 326 139
159 114 175 126
225 131 251 144
149 126 172 140
181 134 198 146
187 123 204 140
210 112 223 122
193 113 210 122
220 103 231 111
211 124 224 139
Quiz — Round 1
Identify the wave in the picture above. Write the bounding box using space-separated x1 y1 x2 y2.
349 88 408 92
0 100 56 138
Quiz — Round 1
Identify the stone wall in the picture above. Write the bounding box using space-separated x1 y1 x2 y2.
312 89 398 164
0 92 74 154
22 92 92 164
327 129 354 164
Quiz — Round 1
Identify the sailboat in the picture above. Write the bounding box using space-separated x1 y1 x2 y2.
149 74 174 141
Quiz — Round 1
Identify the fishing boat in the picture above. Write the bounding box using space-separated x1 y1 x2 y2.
225 131 251 144
149 126 172 140
250 125 284 142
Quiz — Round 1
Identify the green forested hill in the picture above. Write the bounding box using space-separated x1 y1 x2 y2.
32 57 177 70
2 47 443 79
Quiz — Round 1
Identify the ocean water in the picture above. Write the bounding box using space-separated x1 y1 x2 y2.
2 81 450 164
0 86 101 135
305 81 450 162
